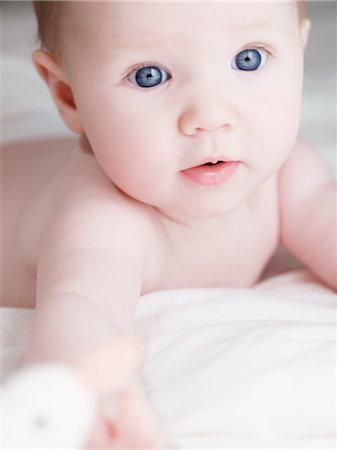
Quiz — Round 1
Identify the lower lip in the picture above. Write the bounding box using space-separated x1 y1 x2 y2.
181 161 240 186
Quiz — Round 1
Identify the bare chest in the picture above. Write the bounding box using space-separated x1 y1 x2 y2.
152 180 279 290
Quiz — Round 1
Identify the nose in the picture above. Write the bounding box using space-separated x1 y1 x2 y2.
179 91 239 136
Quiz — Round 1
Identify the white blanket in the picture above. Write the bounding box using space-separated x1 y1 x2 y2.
2 270 336 449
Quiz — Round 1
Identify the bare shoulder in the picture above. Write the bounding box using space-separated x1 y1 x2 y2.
1 136 75 254
39 140 162 288
1 136 74 172
278 138 334 240
278 138 335 246
1 136 76 307
279 139 334 213
2 136 163 306
48 142 157 248
2 136 75 223
278 140 337 289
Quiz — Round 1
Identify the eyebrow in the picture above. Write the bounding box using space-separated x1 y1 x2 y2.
105 19 289 56
236 19 290 33
109 36 166 52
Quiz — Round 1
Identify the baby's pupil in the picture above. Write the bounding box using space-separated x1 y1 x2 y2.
136 67 162 87
235 49 261 71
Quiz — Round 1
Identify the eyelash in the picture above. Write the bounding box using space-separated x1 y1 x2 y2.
244 44 273 56
125 44 274 88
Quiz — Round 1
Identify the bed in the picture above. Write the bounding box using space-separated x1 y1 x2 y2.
1 2 336 449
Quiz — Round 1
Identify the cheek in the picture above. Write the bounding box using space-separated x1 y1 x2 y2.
255 62 303 140
97 89 169 146
78 91 162 165
78 94 175 200
272 54 304 134
244 68 303 176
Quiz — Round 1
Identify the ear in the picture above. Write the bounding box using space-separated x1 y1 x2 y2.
32 50 83 134
300 18 311 51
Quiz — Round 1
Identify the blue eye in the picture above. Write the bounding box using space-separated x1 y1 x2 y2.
128 65 170 88
232 48 267 72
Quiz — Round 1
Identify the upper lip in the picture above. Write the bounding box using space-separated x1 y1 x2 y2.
181 155 237 171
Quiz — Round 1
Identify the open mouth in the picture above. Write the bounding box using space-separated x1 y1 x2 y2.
181 160 240 186
202 161 224 166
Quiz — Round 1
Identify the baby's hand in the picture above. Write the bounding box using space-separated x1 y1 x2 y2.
3 340 168 449
85 385 168 449
80 341 169 449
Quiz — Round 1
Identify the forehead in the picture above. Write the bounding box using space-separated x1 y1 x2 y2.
68 1 298 50
68 1 299 29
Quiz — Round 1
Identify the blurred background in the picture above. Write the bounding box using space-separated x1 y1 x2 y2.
1 1 336 175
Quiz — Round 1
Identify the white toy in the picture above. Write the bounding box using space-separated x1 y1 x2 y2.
2 341 140 449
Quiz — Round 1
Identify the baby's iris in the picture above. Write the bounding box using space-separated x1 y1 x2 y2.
133 66 167 88
232 49 265 71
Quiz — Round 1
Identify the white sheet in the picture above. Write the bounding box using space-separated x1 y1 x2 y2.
1 270 336 449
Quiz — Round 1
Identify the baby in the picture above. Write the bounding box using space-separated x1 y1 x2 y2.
2 0 336 447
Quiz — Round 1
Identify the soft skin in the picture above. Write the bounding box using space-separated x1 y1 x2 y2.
2 1 336 448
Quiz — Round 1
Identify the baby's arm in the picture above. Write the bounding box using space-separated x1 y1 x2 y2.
25 194 167 447
279 140 336 290
26 197 150 364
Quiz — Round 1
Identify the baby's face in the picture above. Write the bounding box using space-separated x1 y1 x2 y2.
64 1 308 219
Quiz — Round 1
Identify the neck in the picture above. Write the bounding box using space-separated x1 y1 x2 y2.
155 201 249 232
